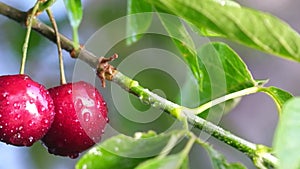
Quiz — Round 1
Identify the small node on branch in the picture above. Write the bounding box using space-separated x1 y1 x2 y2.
70 45 83 58
96 53 118 88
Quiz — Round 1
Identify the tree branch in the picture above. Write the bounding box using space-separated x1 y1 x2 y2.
0 2 277 168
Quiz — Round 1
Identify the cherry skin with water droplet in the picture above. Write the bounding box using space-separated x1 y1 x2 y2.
0 74 55 146
42 81 108 158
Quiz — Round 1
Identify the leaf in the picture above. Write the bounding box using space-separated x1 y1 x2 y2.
148 0 300 62
273 98 300 169
195 42 256 117
63 0 82 28
76 130 184 169
157 12 203 90
180 157 190 169
259 86 293 113
38 0 57 12
126 0 153 45
205 145 247 169
135 153 187 169
63 0 82 46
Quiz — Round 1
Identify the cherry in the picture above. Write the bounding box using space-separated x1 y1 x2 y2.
42 81 108 158
0 74 55 146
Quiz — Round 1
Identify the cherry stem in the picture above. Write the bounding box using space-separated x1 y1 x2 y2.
46 8 66 84
20 1 41 74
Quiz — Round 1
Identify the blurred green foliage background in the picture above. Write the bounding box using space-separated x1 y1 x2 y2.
0 0 300 169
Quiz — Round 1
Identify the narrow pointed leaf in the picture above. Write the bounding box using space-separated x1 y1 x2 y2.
126 0 153 45
273 98 300 169
195 42 256 117
148 0 300 62
63 0 82 28
260 86 293 113
157 12 203 90
63 0 82 45
76 130 184 169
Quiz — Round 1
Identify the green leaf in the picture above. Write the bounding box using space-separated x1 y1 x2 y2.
38 0 57 12
135 153 187 169
180 157 190 169
260 86 293 113
205 145 247 169
76 130 184 169
126 0 153 45
148 0 300 62
63 0 82 46
273 98 300 169
195 42 256 117
157 12 203 90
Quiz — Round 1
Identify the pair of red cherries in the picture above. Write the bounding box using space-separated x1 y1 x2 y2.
0 74 108 158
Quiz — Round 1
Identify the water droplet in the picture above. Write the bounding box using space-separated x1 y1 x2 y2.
44 119 49 124
139 95 144 101
67 89 72 94
48 148 56 154
69 153 79 159
55 92 59 96
59 123 63 127
13 103 19 108
116 138 122 143
81 164 88 169
83 112 91 122
0 126 2 129
18 126 23 131
6 101 10 105
26 83 31 87
16 133 21 138
28 121 35 127
29 99 34 103
41 107 46 112
17 114 21 119
75 99 83 110
105 117 109 122
2 92 9 98
114 147 119 151
0 114 2 118
28 136 34 142
10 129 14 133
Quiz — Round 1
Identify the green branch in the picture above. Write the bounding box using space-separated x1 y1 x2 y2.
0 2 277 168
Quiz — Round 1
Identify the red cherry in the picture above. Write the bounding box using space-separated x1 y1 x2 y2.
42 81 108 158
0 74 55 146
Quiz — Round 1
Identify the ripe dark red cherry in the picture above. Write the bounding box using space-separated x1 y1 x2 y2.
42 81 108 158
0 74 55 146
